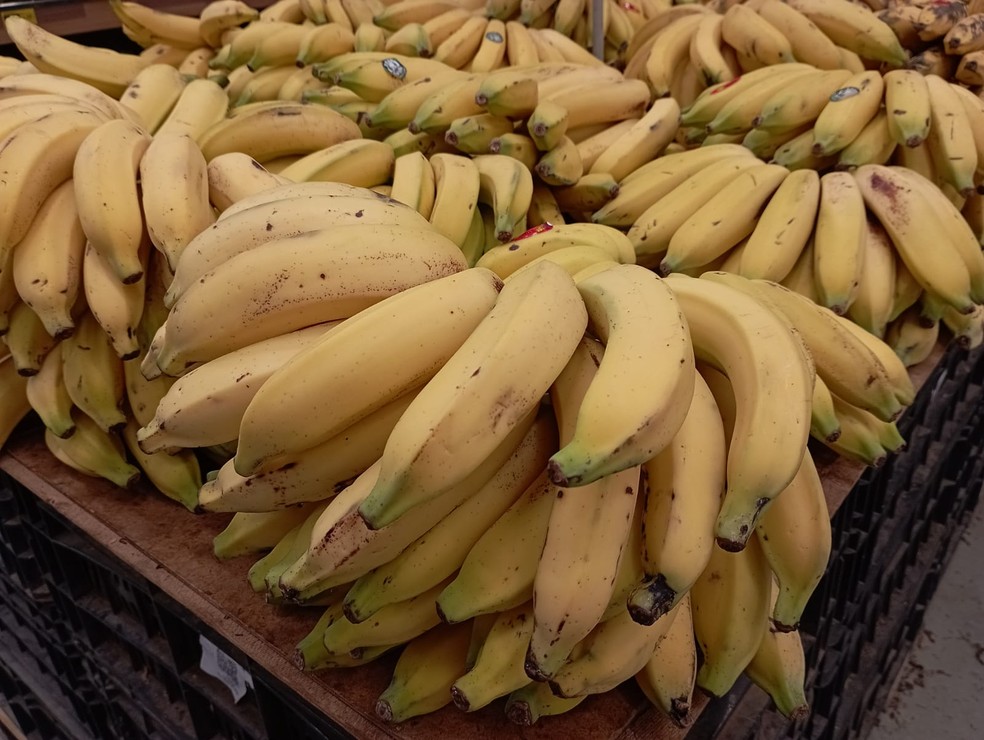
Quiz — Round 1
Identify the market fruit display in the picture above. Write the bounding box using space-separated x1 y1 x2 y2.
1 0 983 732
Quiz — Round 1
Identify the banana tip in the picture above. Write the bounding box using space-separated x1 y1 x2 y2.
450 685 470 712
374 699 394 723
545 458 570 486
714 536 747 553
505 700 534 726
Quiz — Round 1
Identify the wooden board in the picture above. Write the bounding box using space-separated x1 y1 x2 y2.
0 341 947 738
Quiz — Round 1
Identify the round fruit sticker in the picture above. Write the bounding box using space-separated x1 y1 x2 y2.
829 86 860 102
486 31 503 43
382 58 407 80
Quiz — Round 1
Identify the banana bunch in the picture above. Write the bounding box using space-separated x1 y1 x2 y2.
197 263 852 728
623 0 904 111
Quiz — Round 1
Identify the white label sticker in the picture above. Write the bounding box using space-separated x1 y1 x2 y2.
199 635 253 703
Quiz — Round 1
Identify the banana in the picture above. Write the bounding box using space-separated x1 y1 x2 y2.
720 4 795 68
846 218 898 338
155 78 229 141
445 112 514 155
527 185 565 227
813 171 868 315
204 153 285 212
771 128 837 172
477 223 632 277
82 241 146 361
178 46 216 80
593 144 754 227
627 156 760 267
883 69 930 149
756 449 830 631
551 174 619 214
945 11 984 54
25 344 75 439
691 533 771 697
428 152 481 248
742 124 811 160
688 13 734 87
754 69 853 133
534 135 583 187
139 132 216 271
641 14 704 98
322 577 450 655
109 1 203 50
430 14 486 69
634 590 696 726
924 74 978 197
942 303 984 349
261 0 308 23
169 190 424 303
887 307 939 368
344 411 555 622
199 391 415 513
233 268 501 476
785 0 906 66
365 70 466 130
679 63 813 129
472 154 534 242
505 679 585 726
9 180 84 340
663 274 813 551
247 25 311 70
572 118 638 173
490 133 539 171
586 99 679 184
915 1 966 42
745 581 810 720
357 261 586 528
373 0 467 31
327 54 455 103
661 164 790 275
60 312 126 432
3 302 55 376
276 408 539 603
526 344 642 679
425 8 479 49
626 371 726 626
539 78 651 135
199 1 260 47
44 414 139 489
705 68 821 137
836 109 896 169
72 118 152 285
449 603 534 711
437 463 554 623
212 503 325 560
739 169 819 282
277 139 395 187
375 623 472 723
548 599 678 699
409 74 485 134
198 101 361 163
811 70 884 157
213 179 373 220
4 16 148 98
749 0 842 70
389 151 436 219
118 63 186 132
825 395 896 466
855 164 975 315
138 322 338 454
467 20 507 73
383 22 431 56
156 224 466 376
549 267 694 486
122 419 201 512
296 24 356 65
0 108 105 268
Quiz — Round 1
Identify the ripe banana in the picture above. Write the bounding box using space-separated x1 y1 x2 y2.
155 224 467 376
155 78 230 141
504 679 585 726
473 154 534 242
813 171 867 314
44 414 140 489
627 371 726 626
118 63 186 132
4 16 149 98
884 69 931 148
634 591 697 727
82 241 146 361
811 70 884 157
784 0 906 66
10 179 85 340
691 533 772 697
358 261 586 528
663 274 813 551
924 74 978 197
428 152 481 248
61 312 127 433
847 218 898 338
73 118 151 284
278 139 395 188
375 622 472 723
3 302 57 376
25 344 75 439
233 269 501 476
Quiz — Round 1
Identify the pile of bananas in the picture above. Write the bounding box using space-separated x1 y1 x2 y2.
878 0 984 82
1 0 983 732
